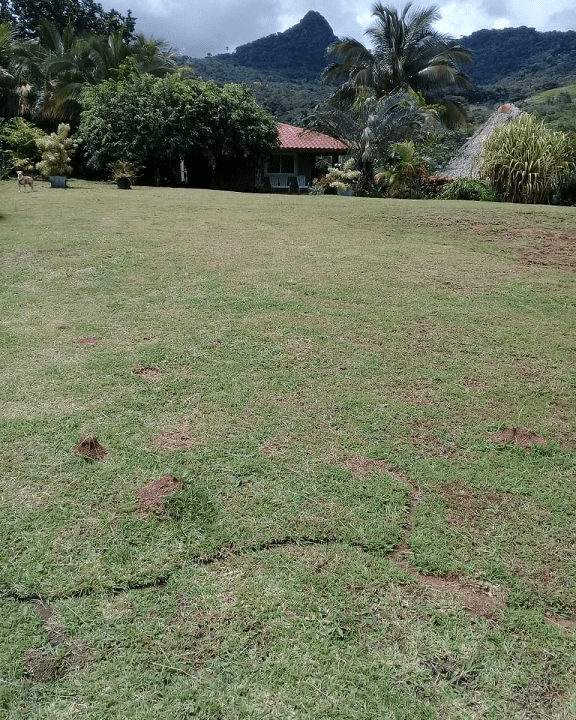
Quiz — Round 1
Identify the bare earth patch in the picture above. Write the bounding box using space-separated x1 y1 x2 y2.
151 431 200 450
490 427 547 449
137 474 183 516
491 226 576 269
22 649 64 683
343 456 506 618
463 377 488 389
23 601 92 682
71 436 107 460
74 337 100 347
133 365 163 380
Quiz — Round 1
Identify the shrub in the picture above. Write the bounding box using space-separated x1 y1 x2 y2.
553 168 576 205
325 158 360 193
309 178 326 195
2 117 46 172
439 177 496 201
375 141 428 198
478 113 574 204
36 123 77 177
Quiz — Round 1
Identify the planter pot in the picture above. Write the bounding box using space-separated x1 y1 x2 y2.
116 177 132 189
337 187 353 196
49 175 67 188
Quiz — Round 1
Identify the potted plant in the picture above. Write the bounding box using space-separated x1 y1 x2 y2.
111 160 137 189
35 123 77 188
326 158 360 196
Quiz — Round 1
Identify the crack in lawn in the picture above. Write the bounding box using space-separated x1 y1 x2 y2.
3 460 574 630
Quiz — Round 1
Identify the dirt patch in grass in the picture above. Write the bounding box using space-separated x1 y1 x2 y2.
515 365 543 380
259 435 294 460
151 431 199 450
137 474 183 516
74 337 100 347
23 601 92 683
71 436 107 460
405 575 506 619
489 427 547 449
492 226 576 269
463 377 488 389
343 457 506 618
133 365 163 380
22 649 64 682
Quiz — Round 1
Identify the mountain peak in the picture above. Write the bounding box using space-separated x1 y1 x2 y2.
227 12 338 80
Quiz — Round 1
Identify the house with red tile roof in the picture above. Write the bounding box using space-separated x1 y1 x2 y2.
265 123 348 192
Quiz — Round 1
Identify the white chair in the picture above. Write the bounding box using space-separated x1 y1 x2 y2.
268 174 290 191
297 175 310 193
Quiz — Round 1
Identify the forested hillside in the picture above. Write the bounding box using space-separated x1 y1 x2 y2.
181 15 576 126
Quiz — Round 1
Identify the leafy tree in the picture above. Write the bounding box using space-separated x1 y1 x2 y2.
79 69 278 186
322 2 473 126
0 21 18 117
479 113 574 204
0 0 135 41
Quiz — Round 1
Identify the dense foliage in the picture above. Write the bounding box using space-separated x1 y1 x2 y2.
439 177 496 201
182 57 332 125
7 20 176 122
307 91 425 193
0 0 135 40
552 168 576 206
1 115 44 170
79 69 278 186
479 113 574 204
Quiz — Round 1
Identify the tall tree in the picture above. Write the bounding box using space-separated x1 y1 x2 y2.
322 2 473 126
0 0 135 41
306 91 425 191
79 70 278 186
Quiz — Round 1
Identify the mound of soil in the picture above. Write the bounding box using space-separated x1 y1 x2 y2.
490 427 547 449
72 436 107 460
137 474 183 516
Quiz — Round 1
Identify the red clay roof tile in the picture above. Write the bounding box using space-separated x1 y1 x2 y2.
277 123 348 152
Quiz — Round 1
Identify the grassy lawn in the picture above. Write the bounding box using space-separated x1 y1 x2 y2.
1 178 575 719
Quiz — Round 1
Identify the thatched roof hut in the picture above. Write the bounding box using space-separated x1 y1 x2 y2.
444 104 523 178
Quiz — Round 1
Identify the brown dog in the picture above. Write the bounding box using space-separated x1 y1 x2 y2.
17 170 34 192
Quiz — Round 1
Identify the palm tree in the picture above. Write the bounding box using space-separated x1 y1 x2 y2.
10 20 177 121
0 22 19 117
322 2 473 126
306 90 426 192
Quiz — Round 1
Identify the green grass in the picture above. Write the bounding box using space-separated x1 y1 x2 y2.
1 178 575 718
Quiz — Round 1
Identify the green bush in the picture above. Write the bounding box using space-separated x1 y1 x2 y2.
553 167 576 205
1 117 46 172
439 177 496 201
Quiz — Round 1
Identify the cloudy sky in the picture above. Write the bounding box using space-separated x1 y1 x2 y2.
101 0 576 57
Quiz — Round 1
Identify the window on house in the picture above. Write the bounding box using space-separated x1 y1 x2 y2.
268 154 295 174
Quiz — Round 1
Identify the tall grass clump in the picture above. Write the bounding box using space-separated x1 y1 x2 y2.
478 113 574 204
